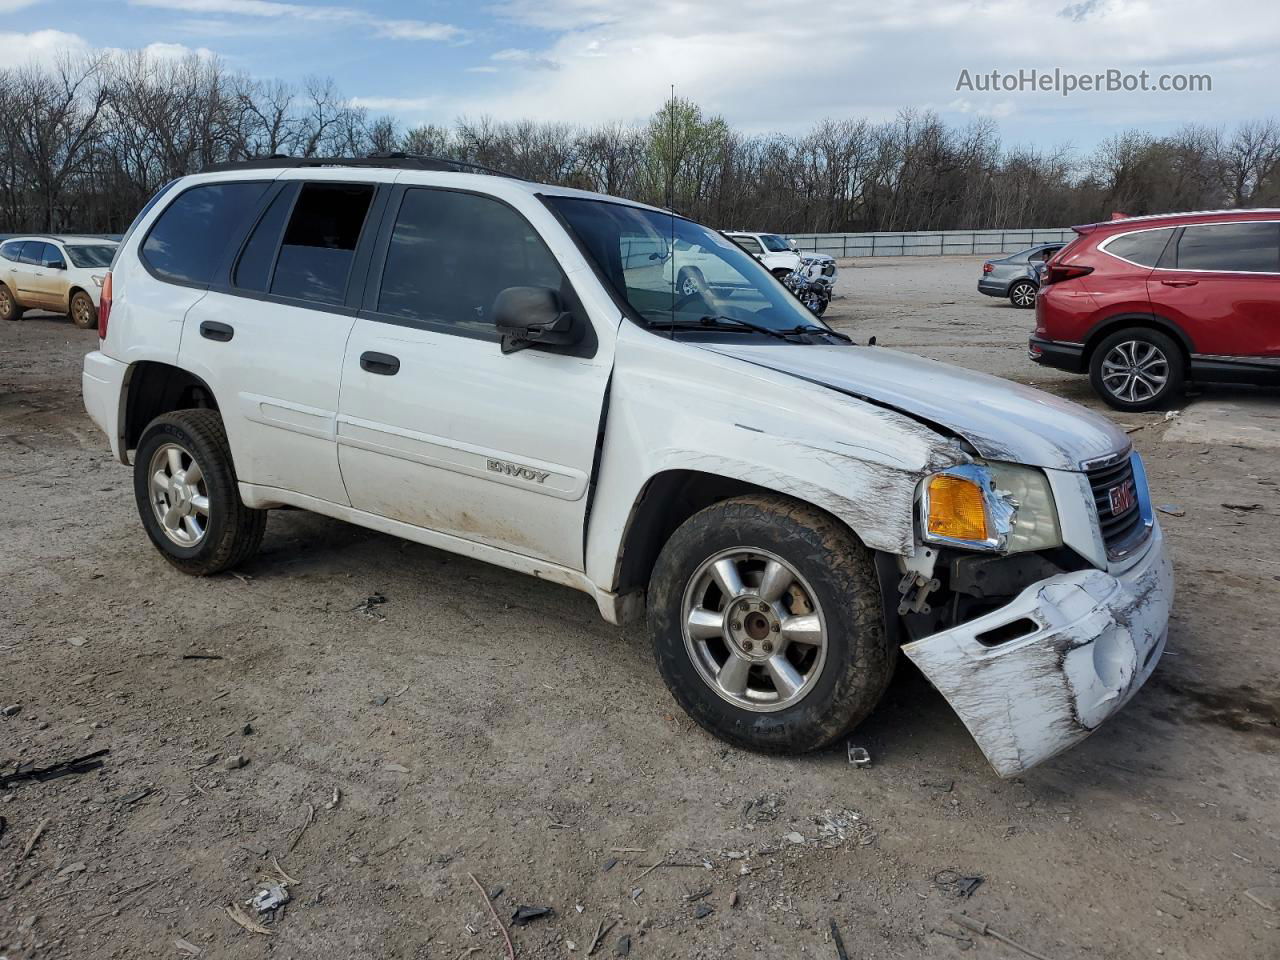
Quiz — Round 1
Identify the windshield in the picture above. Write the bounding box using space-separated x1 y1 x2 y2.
760 234 791 252
65 245 116 268
548 197 820 334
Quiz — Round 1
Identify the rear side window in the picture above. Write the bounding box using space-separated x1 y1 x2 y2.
377 187 563 336
0 241 21 261
1101 227 1175 267
142 181 270 285
18 242 45 265
1173 222 1280 273
234 186 296 293
270 183 374 305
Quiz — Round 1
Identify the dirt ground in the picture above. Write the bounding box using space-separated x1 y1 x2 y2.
1 255 1277 960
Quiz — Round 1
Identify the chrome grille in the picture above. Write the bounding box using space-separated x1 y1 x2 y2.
1088 455 1146 555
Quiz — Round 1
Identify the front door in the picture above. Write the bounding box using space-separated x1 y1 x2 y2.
1150 220 1280 358
337 185 614 569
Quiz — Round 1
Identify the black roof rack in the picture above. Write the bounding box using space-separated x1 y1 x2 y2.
201 152 526 180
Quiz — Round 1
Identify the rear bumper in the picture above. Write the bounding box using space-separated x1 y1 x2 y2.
1028 336 1086 373
978 278 1008 297
903 525 1173 777
82 350 128 463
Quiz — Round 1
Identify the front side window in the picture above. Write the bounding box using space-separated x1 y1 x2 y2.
377 187 564 336
1102 227 1176 268
1173 222 1280 273
41 245 66 269
548 197 821 334
142 181 270 284
65 245 116 268
271 183 374 305
759 234 791 252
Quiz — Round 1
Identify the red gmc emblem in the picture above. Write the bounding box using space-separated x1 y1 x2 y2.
1108 479 1137 515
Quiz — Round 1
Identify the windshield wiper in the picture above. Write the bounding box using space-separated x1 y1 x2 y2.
784 324 853 343
647 315 797 343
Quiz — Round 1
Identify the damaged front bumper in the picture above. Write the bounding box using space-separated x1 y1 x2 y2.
902 525 1173 777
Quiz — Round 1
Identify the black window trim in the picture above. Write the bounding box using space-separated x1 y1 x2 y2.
359 183 598 358
1160 219 1280 275
201 179 389 317
138 178 276 291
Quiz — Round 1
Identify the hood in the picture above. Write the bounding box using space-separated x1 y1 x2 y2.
698 343 1129 472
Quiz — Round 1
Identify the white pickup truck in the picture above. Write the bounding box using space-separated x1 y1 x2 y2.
82 157 1172 777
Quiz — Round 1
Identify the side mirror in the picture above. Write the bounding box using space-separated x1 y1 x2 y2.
788 239 798 251
47 260 66 270
494 286 580 354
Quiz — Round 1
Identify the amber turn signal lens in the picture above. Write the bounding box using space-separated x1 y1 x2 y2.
926 475 989 542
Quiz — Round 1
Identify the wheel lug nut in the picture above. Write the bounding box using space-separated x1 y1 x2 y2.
771 623 780 632
742 640 754 652
730 620 741 631
759 602 770 612
761 641 773 654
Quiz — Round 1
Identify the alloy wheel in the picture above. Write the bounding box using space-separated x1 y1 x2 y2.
1100 340 1169 404
1011 283 1036 307
147 442 211 547
72 295 93 326
681 548 828 712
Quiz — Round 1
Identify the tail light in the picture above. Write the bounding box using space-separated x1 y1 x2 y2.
1042 263 1093 286
98 272 112 339
982 262 993 274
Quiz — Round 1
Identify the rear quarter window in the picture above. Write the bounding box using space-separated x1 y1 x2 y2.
1100 227 1176 267
141 181 271 285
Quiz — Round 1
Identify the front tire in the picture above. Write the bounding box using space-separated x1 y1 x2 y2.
1009 280 1037 309
1089 327 1184 411
70 290 97 329
647 495 893 754
0 284 22 321
133 409 266 575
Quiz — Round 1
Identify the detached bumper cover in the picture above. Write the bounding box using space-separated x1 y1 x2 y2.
82 350 128 462
903 526 1173 777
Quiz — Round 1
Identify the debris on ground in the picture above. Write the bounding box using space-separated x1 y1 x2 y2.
1244 887 1279 911
352 592 388 620
249 882 290 913
615 934 631 957
951 913 1057 960
287 802 315 853
1 748 109 788
226 902 274 936
383 762 410 773
585 916 617 955
18 817 48 860
601 857 618 873
326 786 341 810
784 831 805 845
1 703 19 717
1156 504 1185 517
693 904 713 919
1222 503 1262 512
182 654 224 661
511 904 554 926
174 937 202 956
922 779 954 792
829 919 850 960
467 873 515 960
847 743 871 767
223 755 247 771
741 794 783 823
935 869 985 899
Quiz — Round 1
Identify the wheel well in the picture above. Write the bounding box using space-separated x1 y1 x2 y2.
1083 315 1192 371
124 362 219 452
613 470 845 596
68 286 89 308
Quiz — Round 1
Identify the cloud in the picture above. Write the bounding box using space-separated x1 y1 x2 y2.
142 41 219 60
0 28 91 65
1058 0 1108 21
490 48 560 70
129 0 464 42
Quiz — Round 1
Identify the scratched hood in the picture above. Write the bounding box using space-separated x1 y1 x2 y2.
699 343 1129 472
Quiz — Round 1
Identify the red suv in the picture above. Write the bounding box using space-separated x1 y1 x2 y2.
1030 210 1280 410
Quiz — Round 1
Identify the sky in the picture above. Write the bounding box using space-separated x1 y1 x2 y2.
5 0 1280 151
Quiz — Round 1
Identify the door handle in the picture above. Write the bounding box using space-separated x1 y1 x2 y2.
360 351 400 375
199 320 234 342
1160 279 1198 287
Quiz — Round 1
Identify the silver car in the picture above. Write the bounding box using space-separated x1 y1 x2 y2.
978 243 1062 309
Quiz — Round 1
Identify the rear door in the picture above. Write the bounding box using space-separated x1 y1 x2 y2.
1149 220 1280 358
178 175 389 505
13 242 52 307
35 242 70 309
336 184 614 569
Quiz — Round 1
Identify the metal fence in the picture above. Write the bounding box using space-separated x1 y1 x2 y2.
789 228 1075 258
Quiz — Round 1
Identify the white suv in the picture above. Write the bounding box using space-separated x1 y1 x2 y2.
1 235 117 327
724 231 838 291
81 157 1172 776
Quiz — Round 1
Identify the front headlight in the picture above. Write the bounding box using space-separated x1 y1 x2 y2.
920 462 1061 554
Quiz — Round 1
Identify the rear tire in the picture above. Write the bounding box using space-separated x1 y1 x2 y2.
1089 327 1185 412
676 267 706 298
0 284 22 321
1009 280 1037 309
70 290 97 329
133 409 266 575
647 495 893 754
